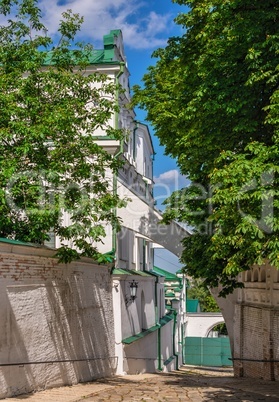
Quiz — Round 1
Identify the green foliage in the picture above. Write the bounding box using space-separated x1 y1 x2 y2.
133 0 279 295
0 0 125 262
187 278 219 312
211 323 228 336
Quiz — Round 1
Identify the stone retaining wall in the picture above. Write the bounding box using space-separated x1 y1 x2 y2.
234 264 279 380
0 241 115 398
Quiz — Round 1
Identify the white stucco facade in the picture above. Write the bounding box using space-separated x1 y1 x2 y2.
46 29 188 376
0 30 190 399
86 30 189 375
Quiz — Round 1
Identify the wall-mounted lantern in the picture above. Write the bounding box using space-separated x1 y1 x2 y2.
125 280 138 305
129 280 138 301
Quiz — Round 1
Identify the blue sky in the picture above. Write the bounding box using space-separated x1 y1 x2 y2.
32 0 190 272
25 0 189 210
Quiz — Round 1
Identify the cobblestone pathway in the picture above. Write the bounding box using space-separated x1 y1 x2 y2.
79 367 279 402
5 366 279 402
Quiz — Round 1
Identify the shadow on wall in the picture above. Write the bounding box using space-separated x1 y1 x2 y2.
0 258 116 399
123 335 157 375
140 290 148 330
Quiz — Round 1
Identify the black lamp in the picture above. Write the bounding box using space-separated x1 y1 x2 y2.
129 280 138 302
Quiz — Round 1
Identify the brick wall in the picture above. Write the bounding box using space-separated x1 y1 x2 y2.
0 241 115 398
233 264 279 380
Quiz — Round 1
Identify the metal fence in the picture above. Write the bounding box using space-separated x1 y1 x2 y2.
184 337 232 367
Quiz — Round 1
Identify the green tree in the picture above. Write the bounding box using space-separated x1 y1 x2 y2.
187 278 219 312
133 0 279 295
0 0 125 262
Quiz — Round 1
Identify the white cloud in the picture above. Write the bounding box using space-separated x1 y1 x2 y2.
153 170 189 212
154 169 189 187
32 0 174 50
0 0 177 50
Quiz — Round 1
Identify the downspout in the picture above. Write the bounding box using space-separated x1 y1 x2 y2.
143 239 146 270
181 275 187 364
150 152 155 201
133 121 138 160
173 309 179 370
155 275 162 371
112 62 125 256
171 308 179 370
145 263 162 371
181 325 185 365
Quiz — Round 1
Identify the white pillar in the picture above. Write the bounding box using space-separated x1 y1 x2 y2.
112 279 125 374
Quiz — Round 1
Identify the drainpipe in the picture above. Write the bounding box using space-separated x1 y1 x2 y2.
144 264 162 370
133 121 138 160
154 275 162 371
158 325 162 371
170 307 179 370
143 239 146 270
180 274 187 364
173 309 179 370
111 62 125 256
181 325 185 365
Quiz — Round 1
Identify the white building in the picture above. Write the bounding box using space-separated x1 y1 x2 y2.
78 30 189 374
1 30 278 400
45 29 189 375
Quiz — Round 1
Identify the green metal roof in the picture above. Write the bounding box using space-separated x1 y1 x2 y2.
112 268 153 277
122 325 158 344
165 291 175 297
0 237 37 247
42 49 121 66
153 266 181 282
122 313 174 345
160 313 174 326
43 30 123 66
149 270 165 278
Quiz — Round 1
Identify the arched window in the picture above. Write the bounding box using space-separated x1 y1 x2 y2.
245 270 252 282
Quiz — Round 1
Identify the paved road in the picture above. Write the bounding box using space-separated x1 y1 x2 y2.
5 366 279 401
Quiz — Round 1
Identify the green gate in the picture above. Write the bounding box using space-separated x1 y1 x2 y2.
184 337 232 367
